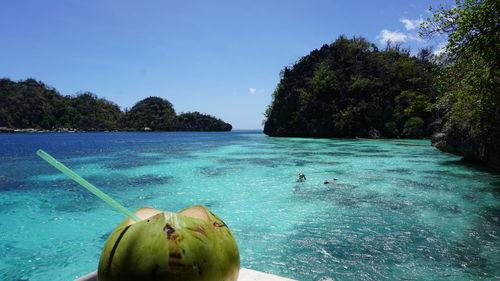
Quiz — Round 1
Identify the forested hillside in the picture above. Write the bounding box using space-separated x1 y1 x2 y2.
0 79 231 132
174 112 232 131
121 97 232 131
264 36 439 138
0 78 122 131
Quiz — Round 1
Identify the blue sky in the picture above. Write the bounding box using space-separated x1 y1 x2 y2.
0 0 453 129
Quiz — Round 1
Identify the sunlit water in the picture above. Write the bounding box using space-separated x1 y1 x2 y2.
0 132 499 281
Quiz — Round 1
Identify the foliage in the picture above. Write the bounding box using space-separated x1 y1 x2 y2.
0 79 232 132
122 97 176 131
71 92 122 131
0 78 122 130
263 36 439 138
403 116 425 137
421 0 499 166
384 121 398 136
174 112 232 131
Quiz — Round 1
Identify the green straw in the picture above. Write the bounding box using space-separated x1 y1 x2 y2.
36 149 141 222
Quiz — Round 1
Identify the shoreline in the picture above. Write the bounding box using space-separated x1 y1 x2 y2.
0 127 234 133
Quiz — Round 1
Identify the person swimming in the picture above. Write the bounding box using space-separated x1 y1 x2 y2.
297 172 306 181
324 178 337 184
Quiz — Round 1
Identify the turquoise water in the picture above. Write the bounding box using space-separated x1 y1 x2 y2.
0 132 499 281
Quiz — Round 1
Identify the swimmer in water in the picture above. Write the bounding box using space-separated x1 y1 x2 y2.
324 178 338 185
297 172 306 181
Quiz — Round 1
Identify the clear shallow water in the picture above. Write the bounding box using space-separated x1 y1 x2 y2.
0 132 499 281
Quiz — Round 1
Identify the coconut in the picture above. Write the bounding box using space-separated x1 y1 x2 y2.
98 205 240 281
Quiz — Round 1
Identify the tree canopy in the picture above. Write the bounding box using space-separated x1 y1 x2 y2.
0 78 232 132
174 112 232 131
122 96 176 131
0 78 122 130
421 0 499 167
264 36 439 138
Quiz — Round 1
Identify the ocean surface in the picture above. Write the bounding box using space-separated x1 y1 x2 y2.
0 131 499 281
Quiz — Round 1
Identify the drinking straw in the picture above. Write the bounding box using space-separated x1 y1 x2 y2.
36 149 142 222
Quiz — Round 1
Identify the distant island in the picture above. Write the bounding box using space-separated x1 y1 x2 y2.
0 78 231 132
264 0 498 168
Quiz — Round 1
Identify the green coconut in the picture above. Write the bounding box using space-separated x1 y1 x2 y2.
98 205 240 281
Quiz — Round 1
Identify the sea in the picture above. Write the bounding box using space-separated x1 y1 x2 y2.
0 131 499 281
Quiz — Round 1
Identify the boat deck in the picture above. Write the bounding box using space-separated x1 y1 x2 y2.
74 268 298 281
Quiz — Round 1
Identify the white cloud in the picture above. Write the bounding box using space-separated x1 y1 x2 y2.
400 18 423 30
377 30 407 45
248 88 257 94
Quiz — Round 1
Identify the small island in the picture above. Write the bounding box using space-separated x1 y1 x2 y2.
263 1 499 169
264 36 437 139
0 78 232 132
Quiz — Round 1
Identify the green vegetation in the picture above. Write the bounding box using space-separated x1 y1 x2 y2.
421 0 499 167
122 98 232 131
71 92 123 131
122 97 176 131
0 78 231 132
174 112 232 131
264 0 498 167
264 36 439 138
0 78 122 131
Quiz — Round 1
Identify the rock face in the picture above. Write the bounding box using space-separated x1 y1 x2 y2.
432 127 500 169
419 0 499 169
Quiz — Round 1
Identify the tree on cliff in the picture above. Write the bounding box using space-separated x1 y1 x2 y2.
71 92 123 131
421 0 499 167
0 78 122 130
122 96 176 131
174 112 232 131
263 36 438 138
0 78 65 129
0 80 232 132
122 97 233 132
